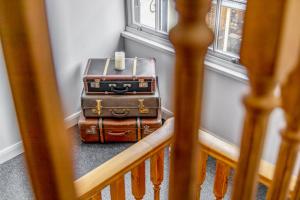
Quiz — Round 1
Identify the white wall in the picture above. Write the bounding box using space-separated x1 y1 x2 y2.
124 37 299 171
45 0 126 117
0 45 22 164
0 0 126 163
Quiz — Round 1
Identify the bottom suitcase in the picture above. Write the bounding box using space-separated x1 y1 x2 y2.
78 112 162 143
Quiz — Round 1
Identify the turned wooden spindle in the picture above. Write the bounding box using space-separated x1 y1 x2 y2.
195 150 208 199
168 0 213 199
110 176 125 200
0 1 76 200
231 0 299 199
131 162 146 200
267 56 300 200
213 160 230 200
292 169 300 200
150 150 164 200
89 192 102 200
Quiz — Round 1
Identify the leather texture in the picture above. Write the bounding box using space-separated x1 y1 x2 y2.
81 88 161 118
83 58 156 94
78 112 162 143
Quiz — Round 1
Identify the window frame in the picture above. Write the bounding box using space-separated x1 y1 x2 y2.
126 0 247 69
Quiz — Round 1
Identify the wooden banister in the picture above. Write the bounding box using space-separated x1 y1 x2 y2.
131 162 146 200
0 1 76 199
150 149 165 200
74 118 174 199
75 116 297 200
168 0 213 198
231 0 298 199
198 130 297 190
267 55 300 200
110 176 125 200
213 160 230 200
195 150 208 199
292 169 300 200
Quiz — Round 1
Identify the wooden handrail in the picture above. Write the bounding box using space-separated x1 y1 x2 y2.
198 130 297 190
75 118 174 199
75 117 297 199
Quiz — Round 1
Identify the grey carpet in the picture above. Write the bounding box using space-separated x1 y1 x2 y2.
0 126 267 200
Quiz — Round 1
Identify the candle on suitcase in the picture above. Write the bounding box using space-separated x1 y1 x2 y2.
114 51 125 70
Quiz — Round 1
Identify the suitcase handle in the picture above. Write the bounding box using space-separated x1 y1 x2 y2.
111 109 129 117
110 86 129 94
107 130 130 136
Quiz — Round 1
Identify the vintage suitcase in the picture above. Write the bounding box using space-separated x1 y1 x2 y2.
78 112 162 143
83 57 156 95
81 87 160 118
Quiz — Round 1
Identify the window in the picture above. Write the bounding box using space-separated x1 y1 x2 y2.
127 0 247 64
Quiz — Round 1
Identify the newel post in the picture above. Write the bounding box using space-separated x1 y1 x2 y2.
168 0 213 199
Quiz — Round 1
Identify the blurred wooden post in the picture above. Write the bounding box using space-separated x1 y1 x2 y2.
0 1 76 200
231 0 300 199
150 150 164 200
267 56 300 200
89 192 102 200
195 150 208 199
110 176 125 200
292 169 300 200
131 162 146 200
168 0 213 198
213 161 230 200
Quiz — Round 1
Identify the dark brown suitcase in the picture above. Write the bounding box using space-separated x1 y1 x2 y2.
83 58 156 95
78 112 162 143
81 87 160 118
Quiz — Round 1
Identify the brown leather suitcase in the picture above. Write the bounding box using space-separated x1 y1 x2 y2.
81 88 160 118
78 112 162 143
83 58 156 95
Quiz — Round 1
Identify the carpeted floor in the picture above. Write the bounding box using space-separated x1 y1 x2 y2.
0 126 267 200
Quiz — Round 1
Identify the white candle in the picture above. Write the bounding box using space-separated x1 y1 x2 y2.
114 51 125 70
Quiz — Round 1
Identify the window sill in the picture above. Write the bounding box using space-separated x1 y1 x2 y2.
122 30 248 83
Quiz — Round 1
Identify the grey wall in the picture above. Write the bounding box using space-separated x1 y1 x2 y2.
0 0 126 163
124 37 299 171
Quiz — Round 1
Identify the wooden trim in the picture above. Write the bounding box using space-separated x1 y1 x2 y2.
0 0 76 199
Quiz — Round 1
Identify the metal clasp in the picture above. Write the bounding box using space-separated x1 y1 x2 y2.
96 99 102 116
138 99 149 114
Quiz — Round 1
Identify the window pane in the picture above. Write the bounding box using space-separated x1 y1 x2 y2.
167 1 216 32
167 0 177 32
139 0 156 28
217 5 245 56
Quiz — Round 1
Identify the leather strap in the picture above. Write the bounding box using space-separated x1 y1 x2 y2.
137 117 141 141
132 57 137 78
103 58 110 76
99 118 104 143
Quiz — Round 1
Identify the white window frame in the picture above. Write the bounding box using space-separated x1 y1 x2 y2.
125 0 247 71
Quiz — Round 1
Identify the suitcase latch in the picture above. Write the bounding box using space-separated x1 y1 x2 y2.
86 126 97 135
138 99 149 114
139 79 148 88
92 100 102 116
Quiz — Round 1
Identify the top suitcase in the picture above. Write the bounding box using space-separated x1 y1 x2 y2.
83 57 156 95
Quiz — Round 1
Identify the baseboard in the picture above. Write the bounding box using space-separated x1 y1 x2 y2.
161 107 174 119
0 111 81 164
0 141 23 164
64 111 81 129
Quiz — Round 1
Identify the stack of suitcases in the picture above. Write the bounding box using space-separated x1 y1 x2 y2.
78 57 162 143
